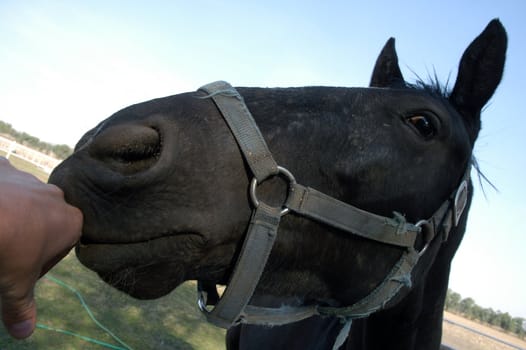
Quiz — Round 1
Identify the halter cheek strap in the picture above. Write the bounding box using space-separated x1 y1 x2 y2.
196 81 470 329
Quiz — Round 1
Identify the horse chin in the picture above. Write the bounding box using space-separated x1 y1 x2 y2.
97 264 185 300
74 234 204 299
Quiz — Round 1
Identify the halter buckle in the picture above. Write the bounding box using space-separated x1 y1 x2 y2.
453 180 468 226
250 166 296 216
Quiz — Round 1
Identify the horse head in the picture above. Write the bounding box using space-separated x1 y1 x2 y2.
49 19 506 350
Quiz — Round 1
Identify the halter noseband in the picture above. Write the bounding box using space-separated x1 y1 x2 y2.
196 81 470 328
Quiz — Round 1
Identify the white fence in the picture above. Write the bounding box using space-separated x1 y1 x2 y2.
0 135 61 174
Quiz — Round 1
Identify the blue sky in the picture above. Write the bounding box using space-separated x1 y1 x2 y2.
1 1 525 319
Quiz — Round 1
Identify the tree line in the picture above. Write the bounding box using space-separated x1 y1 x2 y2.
0 120 72 160
445 288 525 339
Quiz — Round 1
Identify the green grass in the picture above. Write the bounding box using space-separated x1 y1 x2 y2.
0 255 226 350
0 157 226 349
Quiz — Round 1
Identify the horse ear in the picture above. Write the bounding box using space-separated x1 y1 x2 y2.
450 19 507 124
370 38 405 87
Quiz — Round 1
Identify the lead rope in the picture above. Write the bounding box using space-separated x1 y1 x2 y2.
36 274 133 350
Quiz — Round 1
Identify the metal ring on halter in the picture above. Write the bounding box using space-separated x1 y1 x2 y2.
415 220 433 257
250 166 297 216
197 290 211 314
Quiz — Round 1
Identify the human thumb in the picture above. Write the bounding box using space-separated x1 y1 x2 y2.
1 292 37 339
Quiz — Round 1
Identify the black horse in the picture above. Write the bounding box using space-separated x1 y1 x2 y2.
49 19 506 350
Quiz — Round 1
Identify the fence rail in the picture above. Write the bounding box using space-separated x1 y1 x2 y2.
0 135 61 174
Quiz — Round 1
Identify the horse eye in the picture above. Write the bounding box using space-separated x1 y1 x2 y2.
407 115 435 139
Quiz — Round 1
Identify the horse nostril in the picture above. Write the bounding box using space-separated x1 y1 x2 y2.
89 124 162 175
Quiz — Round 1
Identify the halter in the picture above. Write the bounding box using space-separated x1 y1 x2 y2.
196 81 470 329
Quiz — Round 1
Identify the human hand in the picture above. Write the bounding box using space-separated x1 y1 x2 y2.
0 157 82 339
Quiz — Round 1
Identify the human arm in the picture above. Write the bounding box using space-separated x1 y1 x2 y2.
0 157 82 339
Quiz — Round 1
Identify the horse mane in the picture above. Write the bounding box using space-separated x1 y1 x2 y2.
406 69 451 99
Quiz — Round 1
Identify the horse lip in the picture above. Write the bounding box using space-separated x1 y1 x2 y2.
75 231 206 275
77 240 90 249
78 230 203 246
